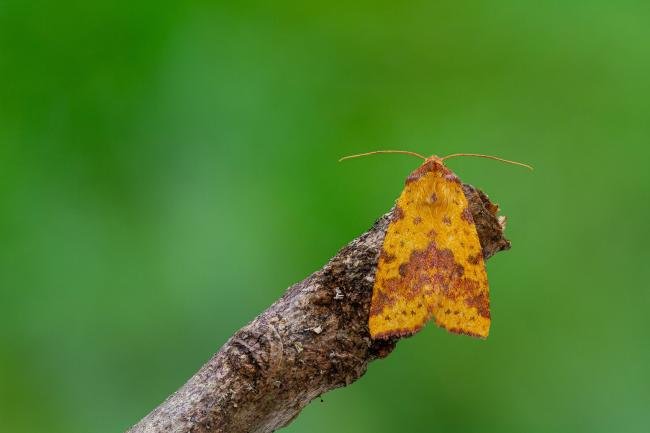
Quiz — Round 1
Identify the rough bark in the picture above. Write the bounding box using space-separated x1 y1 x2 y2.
126 184 511 433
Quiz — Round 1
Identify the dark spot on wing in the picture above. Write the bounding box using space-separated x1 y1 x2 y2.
444 173 461 184
467 253 482 265
461 207 473 223
380 249 397 264
370 291 391 316
465 292 490 319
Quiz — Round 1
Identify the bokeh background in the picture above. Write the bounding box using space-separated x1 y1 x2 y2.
2 2 649 432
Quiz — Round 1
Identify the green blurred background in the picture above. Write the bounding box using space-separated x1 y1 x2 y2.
1 1 649 432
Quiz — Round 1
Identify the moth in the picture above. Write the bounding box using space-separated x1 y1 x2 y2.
341 151 531 339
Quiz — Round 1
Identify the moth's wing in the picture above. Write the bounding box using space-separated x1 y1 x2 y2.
369 160 490 339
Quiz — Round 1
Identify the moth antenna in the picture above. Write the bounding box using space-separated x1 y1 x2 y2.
441 153 533 170
339 150 427 162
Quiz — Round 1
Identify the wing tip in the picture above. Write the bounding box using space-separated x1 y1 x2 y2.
443 325 490 339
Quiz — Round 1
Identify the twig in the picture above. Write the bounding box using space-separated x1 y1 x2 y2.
126 184 511 433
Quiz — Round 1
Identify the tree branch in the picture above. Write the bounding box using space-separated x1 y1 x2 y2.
126 184 511 433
